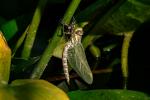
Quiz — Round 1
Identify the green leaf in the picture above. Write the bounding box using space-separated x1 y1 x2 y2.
93 0 150 35
0 19 18 40
68 89 150 100
83 0 150 48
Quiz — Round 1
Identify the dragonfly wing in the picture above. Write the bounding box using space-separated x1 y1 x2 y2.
67 43 93 84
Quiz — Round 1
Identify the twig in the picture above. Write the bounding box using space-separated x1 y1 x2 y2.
46 68 112 82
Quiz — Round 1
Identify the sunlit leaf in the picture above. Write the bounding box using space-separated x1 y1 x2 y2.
0 31 11 83
0 79 69 100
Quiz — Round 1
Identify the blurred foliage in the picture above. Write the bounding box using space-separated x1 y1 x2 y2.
0 0 150 99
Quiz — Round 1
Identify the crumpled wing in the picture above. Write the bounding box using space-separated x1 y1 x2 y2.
67 43 93 84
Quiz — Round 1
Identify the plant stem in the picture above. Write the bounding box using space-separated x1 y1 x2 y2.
21 0 47 59
31 0 81 79
12 25 29 58
121 32 134 89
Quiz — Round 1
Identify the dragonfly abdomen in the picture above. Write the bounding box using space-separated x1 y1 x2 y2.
62 41 73 84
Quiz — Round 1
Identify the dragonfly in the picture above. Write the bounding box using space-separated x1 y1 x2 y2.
62 22 93 84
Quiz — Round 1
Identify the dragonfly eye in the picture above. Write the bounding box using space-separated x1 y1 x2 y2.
68 26 72 30
64 25 70 32
64 24 75 34
75 28 83 36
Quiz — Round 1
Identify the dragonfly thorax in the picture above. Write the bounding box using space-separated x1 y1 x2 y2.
70 27 83 45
